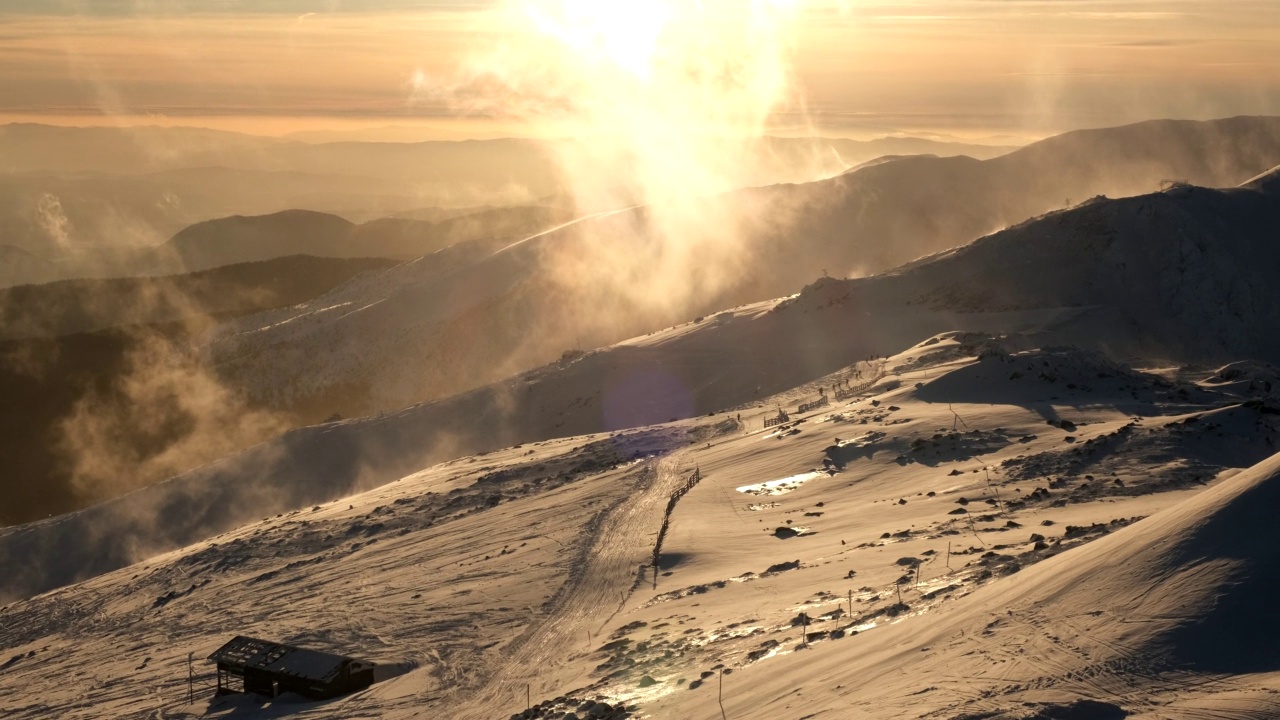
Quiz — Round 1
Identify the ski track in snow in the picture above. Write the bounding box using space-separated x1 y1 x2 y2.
438 453 689 719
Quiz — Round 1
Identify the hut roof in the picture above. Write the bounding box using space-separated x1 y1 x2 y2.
207 636 355 684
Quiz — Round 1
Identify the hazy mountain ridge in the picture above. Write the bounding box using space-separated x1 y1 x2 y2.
206 118 1280 428
0 124 1009 279
0 254 399 341
0 123 1011 178
6 117 1272 289
0 203 573 288
757 116 1280 275
843 171 1280 362
161 208 541 271
0 166 428 260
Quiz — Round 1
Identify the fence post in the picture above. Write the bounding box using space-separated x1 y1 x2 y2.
719 670 728 720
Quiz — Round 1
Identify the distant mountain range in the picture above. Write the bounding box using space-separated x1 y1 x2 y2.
0 204 573 288
205 117 1280 426
0 254 399 341
167 205 574 271
0 123 1015 270
0 123 1013 178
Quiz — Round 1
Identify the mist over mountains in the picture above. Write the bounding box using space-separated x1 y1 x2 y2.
204 117 1280 427
4 149 1278 602
2 116 1279 535
0 256 399 526
0 123 1012 283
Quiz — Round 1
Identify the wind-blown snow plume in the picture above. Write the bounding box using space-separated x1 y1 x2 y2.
35 193 73 249
57 329 289 505
425 0 811 314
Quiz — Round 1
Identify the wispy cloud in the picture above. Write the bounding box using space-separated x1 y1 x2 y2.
0 0 1275 137
1104 38 1201 47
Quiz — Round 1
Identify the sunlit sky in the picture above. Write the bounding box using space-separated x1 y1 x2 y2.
1 0 1278 141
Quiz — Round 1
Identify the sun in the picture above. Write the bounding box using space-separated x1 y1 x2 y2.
522 0 674 80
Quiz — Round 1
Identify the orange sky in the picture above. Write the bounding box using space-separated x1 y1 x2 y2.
1 1 1278 141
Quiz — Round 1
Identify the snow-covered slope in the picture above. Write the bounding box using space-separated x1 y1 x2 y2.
840 165 1280 363
656 408 1280 720
5 169 1279 604
3 337 1278 719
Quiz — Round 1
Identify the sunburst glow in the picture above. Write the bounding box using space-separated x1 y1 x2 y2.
435 0 816 316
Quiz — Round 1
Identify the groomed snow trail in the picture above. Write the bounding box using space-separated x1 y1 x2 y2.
408 452 690 719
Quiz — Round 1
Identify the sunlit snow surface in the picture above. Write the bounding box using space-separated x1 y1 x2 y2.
6 329 1280 720
734 471 825 496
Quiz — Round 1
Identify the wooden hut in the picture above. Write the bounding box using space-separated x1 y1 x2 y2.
208 636 375 700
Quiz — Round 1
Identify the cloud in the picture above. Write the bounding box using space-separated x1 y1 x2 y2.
1 0 1277 138
1104 38 1200 47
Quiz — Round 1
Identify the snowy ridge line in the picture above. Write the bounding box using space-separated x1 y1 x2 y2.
488 205 643 257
